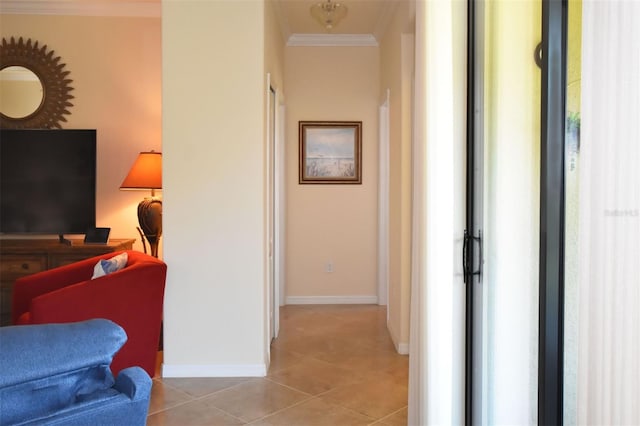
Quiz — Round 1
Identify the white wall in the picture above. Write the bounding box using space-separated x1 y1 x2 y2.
379 0 414 353
162 0 268 376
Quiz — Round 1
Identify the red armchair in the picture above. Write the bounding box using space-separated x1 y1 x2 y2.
11 250 166 378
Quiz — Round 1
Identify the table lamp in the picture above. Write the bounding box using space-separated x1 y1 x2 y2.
120 151 162 257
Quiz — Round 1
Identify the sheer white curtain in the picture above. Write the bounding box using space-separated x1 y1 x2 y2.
578 1 640 424
408 0 466 424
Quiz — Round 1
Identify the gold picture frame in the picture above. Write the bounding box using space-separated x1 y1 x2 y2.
298 121 362 184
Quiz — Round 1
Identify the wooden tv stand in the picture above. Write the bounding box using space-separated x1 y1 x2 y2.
0 238 135 326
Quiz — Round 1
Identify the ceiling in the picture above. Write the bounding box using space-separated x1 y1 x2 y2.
274 0 398 43
0 0 398 43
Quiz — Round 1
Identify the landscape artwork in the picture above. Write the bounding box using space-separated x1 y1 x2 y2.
299 121 362 184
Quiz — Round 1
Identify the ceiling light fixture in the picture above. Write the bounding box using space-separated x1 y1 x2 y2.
310 0 348 30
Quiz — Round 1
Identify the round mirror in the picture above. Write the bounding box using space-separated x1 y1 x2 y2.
0 66 44 119
0 37 74 129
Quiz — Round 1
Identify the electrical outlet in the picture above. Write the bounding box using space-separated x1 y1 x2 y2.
325 261 334 273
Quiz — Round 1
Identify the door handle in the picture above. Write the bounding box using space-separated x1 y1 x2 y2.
463 230 482 283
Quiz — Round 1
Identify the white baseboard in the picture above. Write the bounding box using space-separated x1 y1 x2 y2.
162 363 266 378
396 342 410 355
285 295 378 305
387 321 410 355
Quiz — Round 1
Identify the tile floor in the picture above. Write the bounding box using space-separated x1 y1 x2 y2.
147 305 408 425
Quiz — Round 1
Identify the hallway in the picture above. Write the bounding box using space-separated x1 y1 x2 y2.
147 305 408 425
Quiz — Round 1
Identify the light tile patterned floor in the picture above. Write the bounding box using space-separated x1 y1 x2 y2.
148 305 408 425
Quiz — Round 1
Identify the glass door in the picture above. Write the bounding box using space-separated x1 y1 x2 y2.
467 0 571 422
563 0 581 423
467 0 543 423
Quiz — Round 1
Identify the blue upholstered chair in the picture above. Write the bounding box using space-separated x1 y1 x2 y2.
0 319 152 426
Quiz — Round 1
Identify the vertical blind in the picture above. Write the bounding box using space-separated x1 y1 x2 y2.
578 1 640 424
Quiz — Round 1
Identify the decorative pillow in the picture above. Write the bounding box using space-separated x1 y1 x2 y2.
91 252 128 279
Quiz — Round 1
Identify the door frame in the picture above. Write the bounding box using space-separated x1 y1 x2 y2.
537 0 567 423
378 89 390 307
266 73 283 350
464 0 484 422
276 102 286 310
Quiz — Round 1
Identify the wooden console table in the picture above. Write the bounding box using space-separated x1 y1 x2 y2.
0 238 135 326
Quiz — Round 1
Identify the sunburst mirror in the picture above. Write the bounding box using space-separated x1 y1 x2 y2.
0 37 74 129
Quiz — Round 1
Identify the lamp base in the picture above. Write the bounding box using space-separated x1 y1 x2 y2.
137 197 162 257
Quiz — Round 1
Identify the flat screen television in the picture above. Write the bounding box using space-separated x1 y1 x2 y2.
0 129 96 239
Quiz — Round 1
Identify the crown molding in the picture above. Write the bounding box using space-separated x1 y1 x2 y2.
0 1 161 18
287 33 378 47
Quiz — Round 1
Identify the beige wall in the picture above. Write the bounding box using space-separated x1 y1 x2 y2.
379 1 414 351
162 0 270 374
265 0 285 93
0 14 161 251
284 46 380 302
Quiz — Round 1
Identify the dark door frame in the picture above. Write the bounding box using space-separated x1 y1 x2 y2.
464 0 568 424
463 0 478 423
538 0 567 424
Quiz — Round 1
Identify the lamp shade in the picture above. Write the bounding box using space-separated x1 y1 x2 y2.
120 151 162 190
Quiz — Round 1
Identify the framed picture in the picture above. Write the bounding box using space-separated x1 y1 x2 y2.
299 121 362 184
